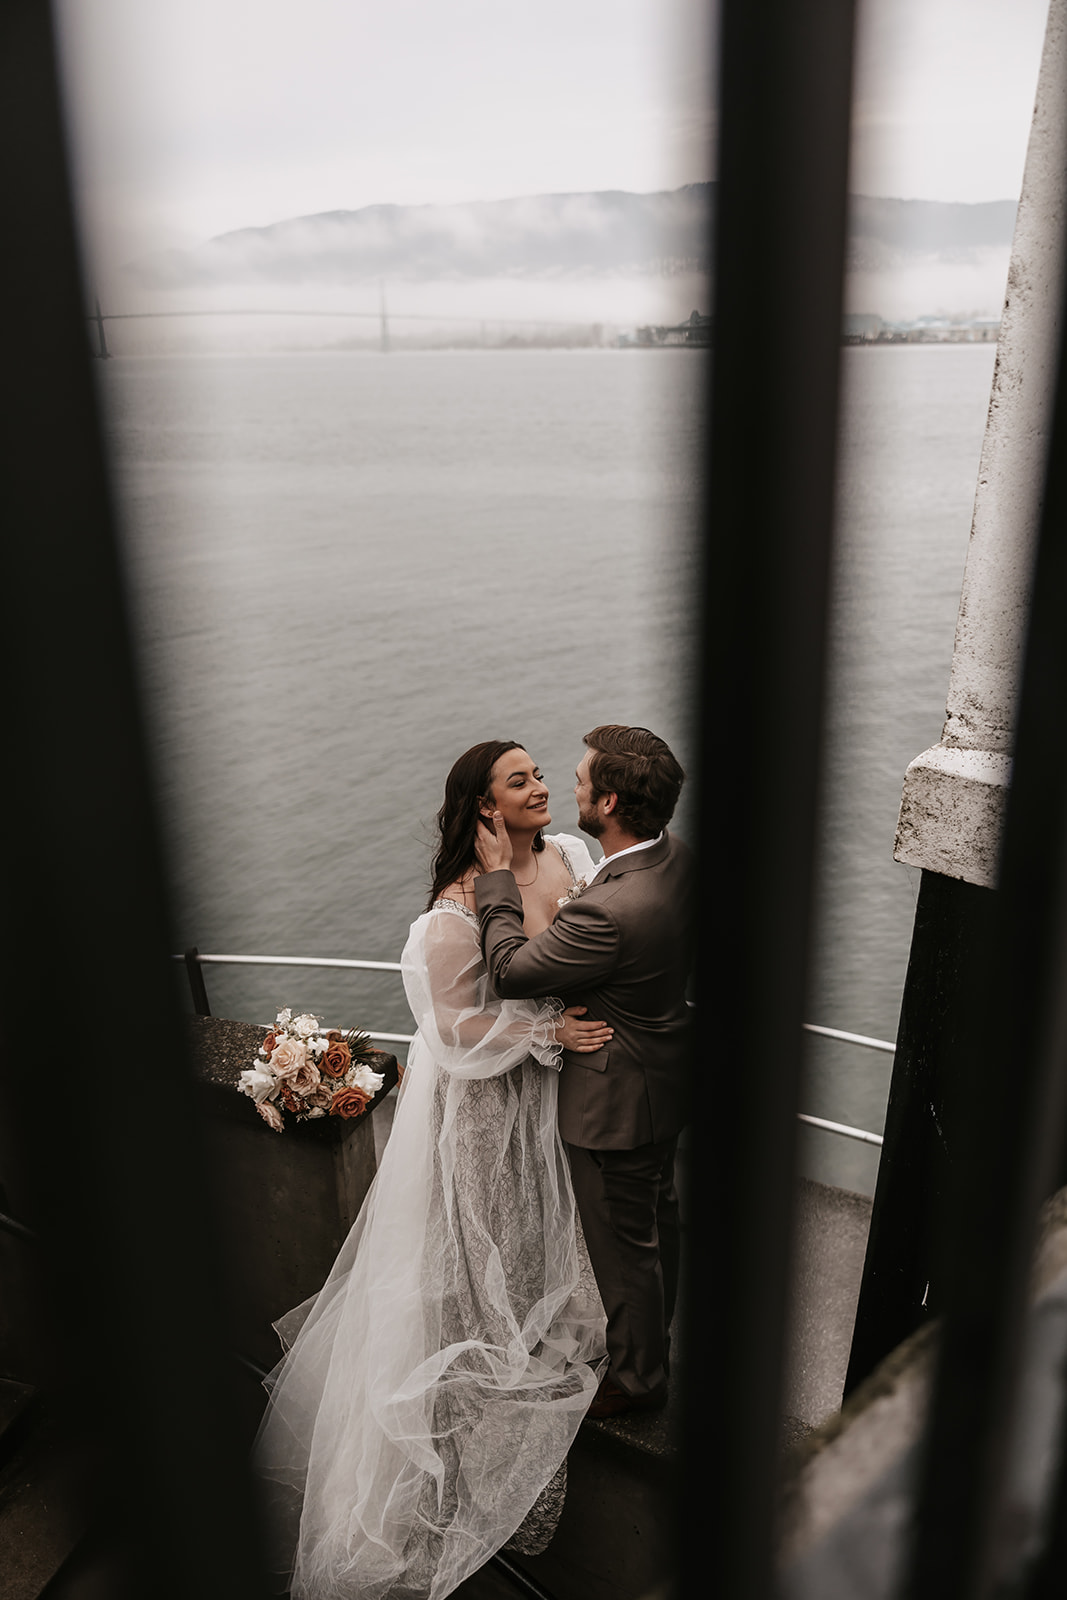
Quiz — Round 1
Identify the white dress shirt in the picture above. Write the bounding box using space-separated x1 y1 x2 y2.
585 832 664 884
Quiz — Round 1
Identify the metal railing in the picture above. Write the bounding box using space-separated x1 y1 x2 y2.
177 949 413 1043
176 948 891 1147
799 1025 893 1144
802 1021 896 1054
796 1112 883 1148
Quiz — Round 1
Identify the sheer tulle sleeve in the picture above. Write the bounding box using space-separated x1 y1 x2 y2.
402 904 563 1076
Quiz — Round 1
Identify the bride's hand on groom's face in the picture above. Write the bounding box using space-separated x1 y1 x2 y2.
556 1006 614 1053
475 811 514 874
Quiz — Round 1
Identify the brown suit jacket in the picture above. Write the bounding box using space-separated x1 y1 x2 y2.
475 832 694 1150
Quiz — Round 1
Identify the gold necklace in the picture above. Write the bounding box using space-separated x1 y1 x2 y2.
512 855 540 887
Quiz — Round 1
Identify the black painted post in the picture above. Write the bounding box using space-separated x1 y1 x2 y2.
844 871 995 1392
683 1 856 1594
184 946 212 1016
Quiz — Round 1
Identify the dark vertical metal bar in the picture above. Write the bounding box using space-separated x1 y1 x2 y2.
903 224 1067 1598
185 946 213 1015
683 2 856 1594
0 4 267 1595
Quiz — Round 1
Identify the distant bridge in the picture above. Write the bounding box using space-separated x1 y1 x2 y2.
86 297 615 358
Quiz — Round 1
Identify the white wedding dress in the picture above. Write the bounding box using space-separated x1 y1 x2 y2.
253 834 607 1600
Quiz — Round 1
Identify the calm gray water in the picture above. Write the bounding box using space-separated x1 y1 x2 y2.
98 342 997 1196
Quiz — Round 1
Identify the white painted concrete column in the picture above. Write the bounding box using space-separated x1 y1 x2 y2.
893 0 1067 889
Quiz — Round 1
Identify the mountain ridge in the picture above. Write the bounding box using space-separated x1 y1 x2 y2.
129 184 1018 291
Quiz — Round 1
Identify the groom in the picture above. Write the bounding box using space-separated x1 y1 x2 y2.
474 724 693 1419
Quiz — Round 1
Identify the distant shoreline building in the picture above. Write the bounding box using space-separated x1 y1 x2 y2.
617 310 999 350
842 311 1001 344
620 310 713 348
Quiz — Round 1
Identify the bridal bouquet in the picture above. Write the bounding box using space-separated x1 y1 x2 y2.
238 1007 386 1133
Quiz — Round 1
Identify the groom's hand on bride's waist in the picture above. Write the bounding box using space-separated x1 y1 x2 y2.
474 810 513 875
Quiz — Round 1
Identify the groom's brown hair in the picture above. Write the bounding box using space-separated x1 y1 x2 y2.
583 725 684 839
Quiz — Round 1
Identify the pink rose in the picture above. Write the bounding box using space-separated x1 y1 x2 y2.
270 1037 307 1076
256 1101 284 1133
284 1059 321 1097
303 1083 333 1111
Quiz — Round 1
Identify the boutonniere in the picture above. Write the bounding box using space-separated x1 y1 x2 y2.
557 877 588 909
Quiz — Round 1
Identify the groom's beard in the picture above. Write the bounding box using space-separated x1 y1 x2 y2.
578 802 605 839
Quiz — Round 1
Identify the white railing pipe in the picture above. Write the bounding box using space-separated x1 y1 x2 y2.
176 952 889 1140
802 1022 896 1053
797 1113 884 1147
176 952 403 973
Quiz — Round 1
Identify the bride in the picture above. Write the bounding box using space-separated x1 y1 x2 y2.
254 740 610 1599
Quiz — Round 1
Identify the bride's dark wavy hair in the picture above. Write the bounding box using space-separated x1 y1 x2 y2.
426 740 545 911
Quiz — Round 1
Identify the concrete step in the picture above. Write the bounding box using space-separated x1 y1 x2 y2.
0 1406 94 1600
785 1178 872 1429
450 1429 676 1600
501 1410 678 1600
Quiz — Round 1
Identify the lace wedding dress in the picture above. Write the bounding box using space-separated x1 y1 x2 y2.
254 834 607 1600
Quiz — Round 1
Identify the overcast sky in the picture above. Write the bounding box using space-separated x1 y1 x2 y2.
851 0 1050 203
56 0 1050 273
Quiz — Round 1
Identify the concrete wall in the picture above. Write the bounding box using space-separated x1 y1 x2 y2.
894 0 1067 888
188 1016 398 1377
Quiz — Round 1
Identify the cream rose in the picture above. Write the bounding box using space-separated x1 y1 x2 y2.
351 1062 386 1096
238 1066 279 1104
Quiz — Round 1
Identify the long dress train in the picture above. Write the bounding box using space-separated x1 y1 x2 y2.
253 834 607 1599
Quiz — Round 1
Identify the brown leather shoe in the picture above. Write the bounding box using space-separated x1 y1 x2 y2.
586 1375 668 1420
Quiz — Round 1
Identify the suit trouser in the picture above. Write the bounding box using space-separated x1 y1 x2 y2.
565 1135 680 1400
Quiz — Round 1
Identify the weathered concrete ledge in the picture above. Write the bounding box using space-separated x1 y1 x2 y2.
776 1187 1067 1595
188 1015 398 1378
894 745 1012 888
